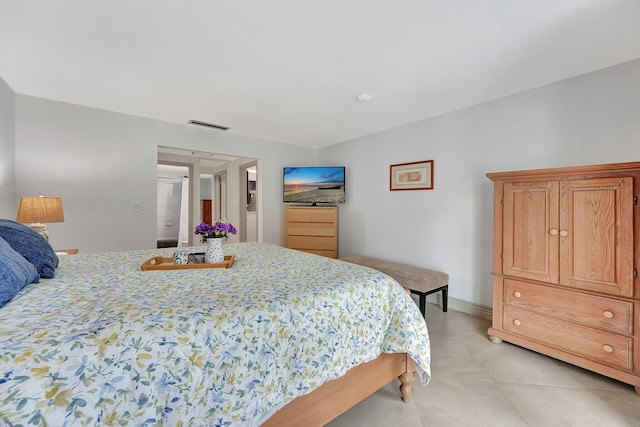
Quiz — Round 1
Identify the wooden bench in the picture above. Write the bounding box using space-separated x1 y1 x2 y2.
340 256 448 317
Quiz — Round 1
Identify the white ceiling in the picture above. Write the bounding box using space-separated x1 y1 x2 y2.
2 1 640 148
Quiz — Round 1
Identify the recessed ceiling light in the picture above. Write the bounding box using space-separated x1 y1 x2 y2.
191 151 215 157
188 120 230 131
355 93 373 102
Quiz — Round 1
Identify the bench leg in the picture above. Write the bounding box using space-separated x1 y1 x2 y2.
442 285 448 312
419 294 426 318
411 286 448 315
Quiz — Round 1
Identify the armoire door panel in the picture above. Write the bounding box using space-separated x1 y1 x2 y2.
503 181 559 283
559 177 634 297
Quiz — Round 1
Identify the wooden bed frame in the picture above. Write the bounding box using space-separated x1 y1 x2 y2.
263 352 417 426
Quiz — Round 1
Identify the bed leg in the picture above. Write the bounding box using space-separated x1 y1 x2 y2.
398 357 417 403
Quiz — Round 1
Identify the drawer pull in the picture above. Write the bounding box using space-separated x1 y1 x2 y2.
603 310 614 319
513 319 521 326
603 345 614 353
513 291 522 298
549 229 558 236
559 230 568 237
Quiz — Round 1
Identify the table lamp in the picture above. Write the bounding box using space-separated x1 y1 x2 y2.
16 196 65 241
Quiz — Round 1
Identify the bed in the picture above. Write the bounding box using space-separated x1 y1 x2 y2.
0 241 431 426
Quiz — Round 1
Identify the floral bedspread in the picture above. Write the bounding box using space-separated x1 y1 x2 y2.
0 242 430 426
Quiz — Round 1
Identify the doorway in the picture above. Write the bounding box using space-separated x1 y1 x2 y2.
157 146 260 245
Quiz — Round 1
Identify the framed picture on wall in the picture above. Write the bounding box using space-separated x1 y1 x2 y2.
390 160 434 191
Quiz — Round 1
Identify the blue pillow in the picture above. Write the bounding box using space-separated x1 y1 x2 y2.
0 236 39 308
0 219 59 278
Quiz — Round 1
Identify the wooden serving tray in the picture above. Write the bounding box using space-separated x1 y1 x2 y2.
141 254 235 271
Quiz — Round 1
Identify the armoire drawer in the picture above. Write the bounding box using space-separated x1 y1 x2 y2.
503 306 633 371
504 279 633 335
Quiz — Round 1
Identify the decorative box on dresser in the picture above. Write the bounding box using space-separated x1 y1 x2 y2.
487 161 640 395
286 205 338 258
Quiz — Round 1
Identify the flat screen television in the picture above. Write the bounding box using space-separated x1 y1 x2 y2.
283 166 345 204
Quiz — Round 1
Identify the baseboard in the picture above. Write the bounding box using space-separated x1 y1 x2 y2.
418 293 492 321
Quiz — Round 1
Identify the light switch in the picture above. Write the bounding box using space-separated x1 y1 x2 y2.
166 219 173 226
133 201 141 212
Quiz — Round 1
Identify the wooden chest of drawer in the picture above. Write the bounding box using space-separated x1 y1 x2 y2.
286 206 338 258
504 279 633 336
503 305 634 371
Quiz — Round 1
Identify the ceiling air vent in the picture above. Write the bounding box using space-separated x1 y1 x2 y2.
187 120 230 131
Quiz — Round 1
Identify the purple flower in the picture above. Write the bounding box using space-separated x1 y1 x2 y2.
194 220 238 239
194 223 215 236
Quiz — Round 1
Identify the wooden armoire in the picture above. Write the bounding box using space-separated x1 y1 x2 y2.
487 162 640 394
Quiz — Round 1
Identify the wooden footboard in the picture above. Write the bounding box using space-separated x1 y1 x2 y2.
262 353 416 426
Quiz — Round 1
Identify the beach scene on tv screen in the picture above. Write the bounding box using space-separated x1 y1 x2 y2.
284 167 345 203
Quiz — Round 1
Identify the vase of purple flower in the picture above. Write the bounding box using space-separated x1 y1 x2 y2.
194 220 237 263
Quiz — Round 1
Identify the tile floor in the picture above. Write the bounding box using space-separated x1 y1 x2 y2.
329 302 640 427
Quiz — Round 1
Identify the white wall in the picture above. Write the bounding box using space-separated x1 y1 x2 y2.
319 58 640 308
14 95 315 252
0 76 15 218
8 59 640 307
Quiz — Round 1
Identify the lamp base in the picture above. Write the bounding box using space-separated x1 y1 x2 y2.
29 223 49 241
